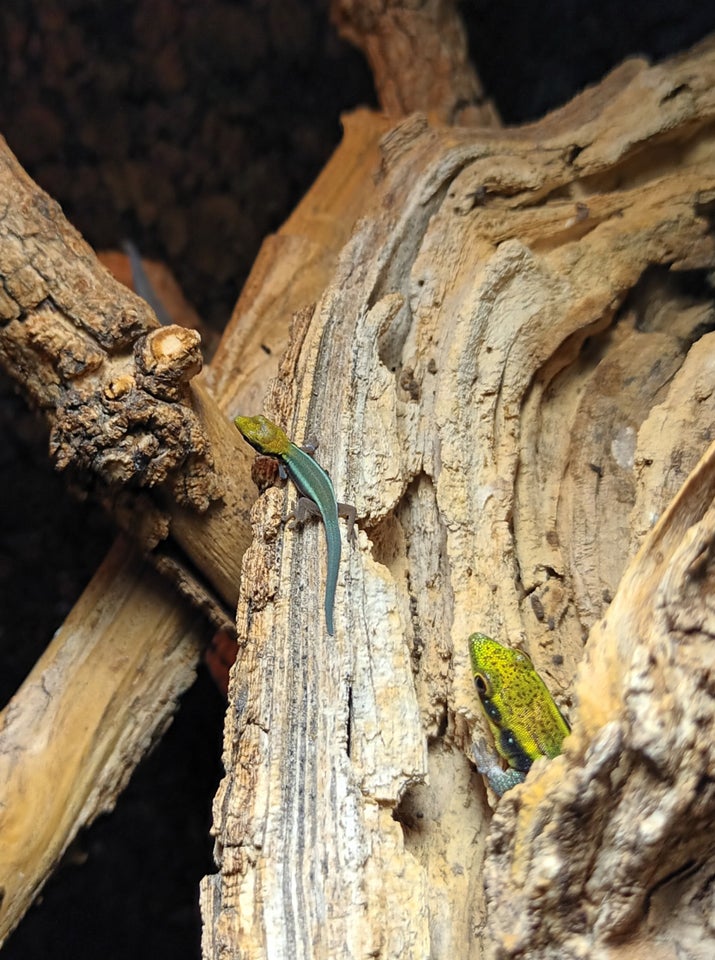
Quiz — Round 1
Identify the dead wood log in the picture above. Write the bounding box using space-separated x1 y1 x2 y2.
0 537 205 942
0 106 391 944
0 135 257 621
201 37 715 960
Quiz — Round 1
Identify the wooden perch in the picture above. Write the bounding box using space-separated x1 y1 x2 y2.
0 136 256 621
2 0 478 946
201 37 715 960
0 537 205 941
0 105 392 942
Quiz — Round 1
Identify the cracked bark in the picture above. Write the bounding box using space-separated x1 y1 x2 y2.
201 36 715 960
0 133 253 940
0 101 389 944
0 137 259 617
1 4 714 958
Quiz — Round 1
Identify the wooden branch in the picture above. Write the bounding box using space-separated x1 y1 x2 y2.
330 0 500 125
0 135 255 618
202 38 715 958
0 537 205 942
0 99 393 943
0 163 256 937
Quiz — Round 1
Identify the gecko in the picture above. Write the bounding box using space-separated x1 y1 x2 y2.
468 632 570 796
234 414 356 636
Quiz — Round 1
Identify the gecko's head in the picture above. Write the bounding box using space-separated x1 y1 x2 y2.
468 632 533 701
234 414 291 457
468 632 570 767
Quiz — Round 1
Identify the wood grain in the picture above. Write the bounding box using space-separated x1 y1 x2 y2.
202 37 715 960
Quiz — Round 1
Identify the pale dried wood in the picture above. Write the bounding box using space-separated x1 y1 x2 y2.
330 0 499 126
0 141 240 942
0 94 393 946
201 38 715 960
0 136 257 943
0 537 205 942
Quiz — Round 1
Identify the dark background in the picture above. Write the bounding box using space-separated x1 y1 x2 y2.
1 1 714 957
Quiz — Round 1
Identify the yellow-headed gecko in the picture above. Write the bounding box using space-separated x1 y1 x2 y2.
468 632 570 795
234 414 356 636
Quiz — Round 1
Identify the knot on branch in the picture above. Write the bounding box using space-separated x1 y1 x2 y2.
49 377 220 511
135 325 203 402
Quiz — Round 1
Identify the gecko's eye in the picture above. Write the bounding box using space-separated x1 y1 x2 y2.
474 673 491 696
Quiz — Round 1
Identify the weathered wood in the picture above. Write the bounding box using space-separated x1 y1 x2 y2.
0 134 256 620
0 168 256 938
0 89 394 947
0 537 205 943
485 438 715 959
330 0 499 126
99 246 218 353
201 37 715 960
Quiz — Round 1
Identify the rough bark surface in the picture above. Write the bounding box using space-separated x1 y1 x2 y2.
0 537 205 942
0 143 257 941
201 38 715 960
0 141 215 508
330 0 499 126
0 136 257 620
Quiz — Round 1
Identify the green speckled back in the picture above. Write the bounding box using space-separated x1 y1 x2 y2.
469 632 570 772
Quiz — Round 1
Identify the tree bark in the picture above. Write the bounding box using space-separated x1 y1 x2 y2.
0 107 391 942
0 537 205 941
201 37 715 960
330 0 499 126
0 136 260 622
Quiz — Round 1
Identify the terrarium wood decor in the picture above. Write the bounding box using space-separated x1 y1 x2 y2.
1 2 715 958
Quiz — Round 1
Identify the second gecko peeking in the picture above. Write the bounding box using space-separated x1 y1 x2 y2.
469 632 570 795
234 414 356 636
